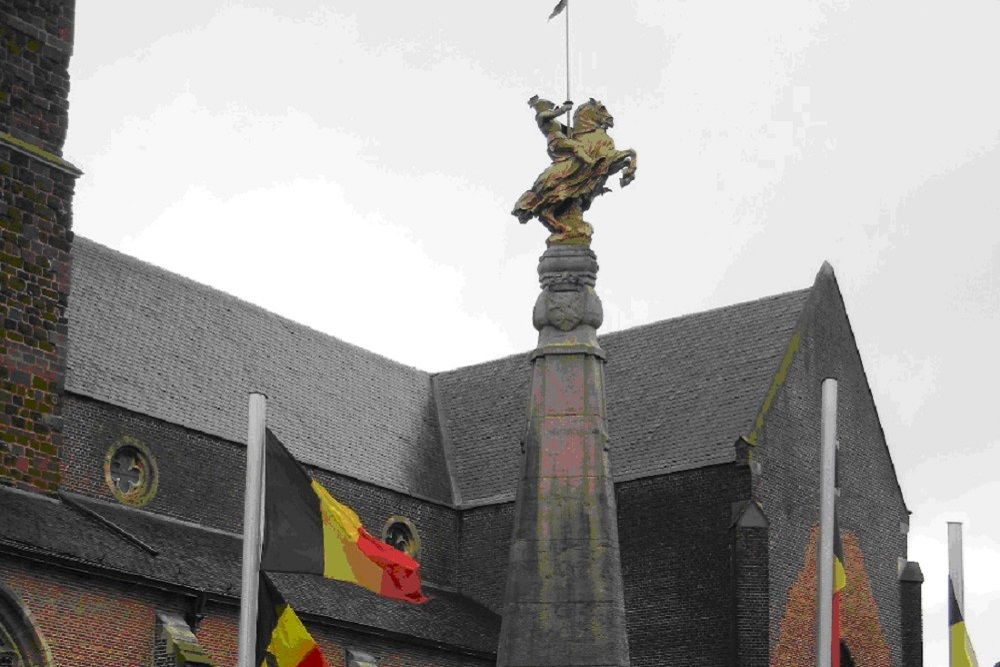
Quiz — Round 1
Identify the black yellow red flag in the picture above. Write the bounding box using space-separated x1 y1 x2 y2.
256 573 327 667
259 429 428 603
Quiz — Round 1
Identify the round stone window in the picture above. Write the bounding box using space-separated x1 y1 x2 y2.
104 436 158 507
382 516 420 560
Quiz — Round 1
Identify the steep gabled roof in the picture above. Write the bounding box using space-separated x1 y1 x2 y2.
434 288 812 506
65 237 453 504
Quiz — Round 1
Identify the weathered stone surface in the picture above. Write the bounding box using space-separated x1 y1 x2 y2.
497 241 629 667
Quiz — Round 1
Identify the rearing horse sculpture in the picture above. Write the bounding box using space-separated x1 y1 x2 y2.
512 97 637 244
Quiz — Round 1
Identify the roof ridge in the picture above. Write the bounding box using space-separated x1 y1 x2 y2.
72 236 431 376
434 286 813 376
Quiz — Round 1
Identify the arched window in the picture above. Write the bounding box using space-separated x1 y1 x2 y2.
0 624 24 667
0 582 50 667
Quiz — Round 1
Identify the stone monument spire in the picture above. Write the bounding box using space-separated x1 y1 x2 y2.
498 96 635 667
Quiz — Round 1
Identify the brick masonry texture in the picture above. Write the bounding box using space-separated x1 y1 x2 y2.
900 573 922 667
0 557 166 666
617 465 754 667
1 556 495 667
0 0 78 494
734 522 770 667
0 0 75 155
60 393 461 587
752 266 909 667
770 526 892 666
457 465 769 667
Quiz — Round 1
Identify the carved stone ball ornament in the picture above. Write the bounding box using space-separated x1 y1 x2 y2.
512 96 637 245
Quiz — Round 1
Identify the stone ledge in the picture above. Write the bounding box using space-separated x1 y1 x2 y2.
0 133 83 177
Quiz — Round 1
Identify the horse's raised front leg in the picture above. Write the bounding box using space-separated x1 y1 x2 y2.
617 148 637 187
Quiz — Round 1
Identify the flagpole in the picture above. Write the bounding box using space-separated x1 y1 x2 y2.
565 0 571 134
237 393 267 667
816 379 837 667
949 522 963 667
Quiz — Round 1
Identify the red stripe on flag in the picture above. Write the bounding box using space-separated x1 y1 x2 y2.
356 526 429 603
299 646 327 667
831 589 841 667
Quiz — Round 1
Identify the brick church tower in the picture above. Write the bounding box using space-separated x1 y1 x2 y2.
0 0 81 493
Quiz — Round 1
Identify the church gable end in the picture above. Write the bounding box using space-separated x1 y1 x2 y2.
749 263 910 667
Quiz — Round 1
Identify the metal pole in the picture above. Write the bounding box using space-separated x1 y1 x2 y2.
948 521 964 666
237 393 267 667
816 379 837 667
565 0 571 135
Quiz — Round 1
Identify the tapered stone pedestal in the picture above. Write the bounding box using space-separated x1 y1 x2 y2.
496 243 630 667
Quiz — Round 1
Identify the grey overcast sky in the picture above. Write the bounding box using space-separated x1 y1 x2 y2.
64 2 998 664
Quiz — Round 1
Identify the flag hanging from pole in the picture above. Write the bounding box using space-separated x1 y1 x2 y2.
260 429 428 604
948 522 980 667
949 578 979 667
256 573 328 667
548 0 567 20
831 506 847 667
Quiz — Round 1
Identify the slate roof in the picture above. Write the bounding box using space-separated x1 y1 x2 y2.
65 237 812 509
0 487 499 654
434 289 811 505
65 238 453 504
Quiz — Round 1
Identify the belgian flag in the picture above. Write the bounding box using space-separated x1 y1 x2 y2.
260 429 428 604
949 577 980 667
831 507 846 667
256 573 327 667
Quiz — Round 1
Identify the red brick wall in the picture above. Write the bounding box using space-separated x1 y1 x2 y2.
0 558 162 666
196 604 239 666
771 526 892 666
1 0 79 494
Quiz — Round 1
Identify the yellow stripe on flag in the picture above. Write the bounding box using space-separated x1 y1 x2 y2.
311 479 361 541
312 479 383 590
833 555 846 593
950 621 980 667
266 605 317 667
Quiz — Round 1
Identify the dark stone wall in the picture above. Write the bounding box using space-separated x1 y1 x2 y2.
751 268 909 667
0 1 78 493
733 508 770 667
60 393 460 587
456 501 515 613
457 465 761 666
617 465 753 667
900 563 923 667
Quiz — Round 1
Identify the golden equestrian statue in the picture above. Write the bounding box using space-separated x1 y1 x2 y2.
512 96 637 244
